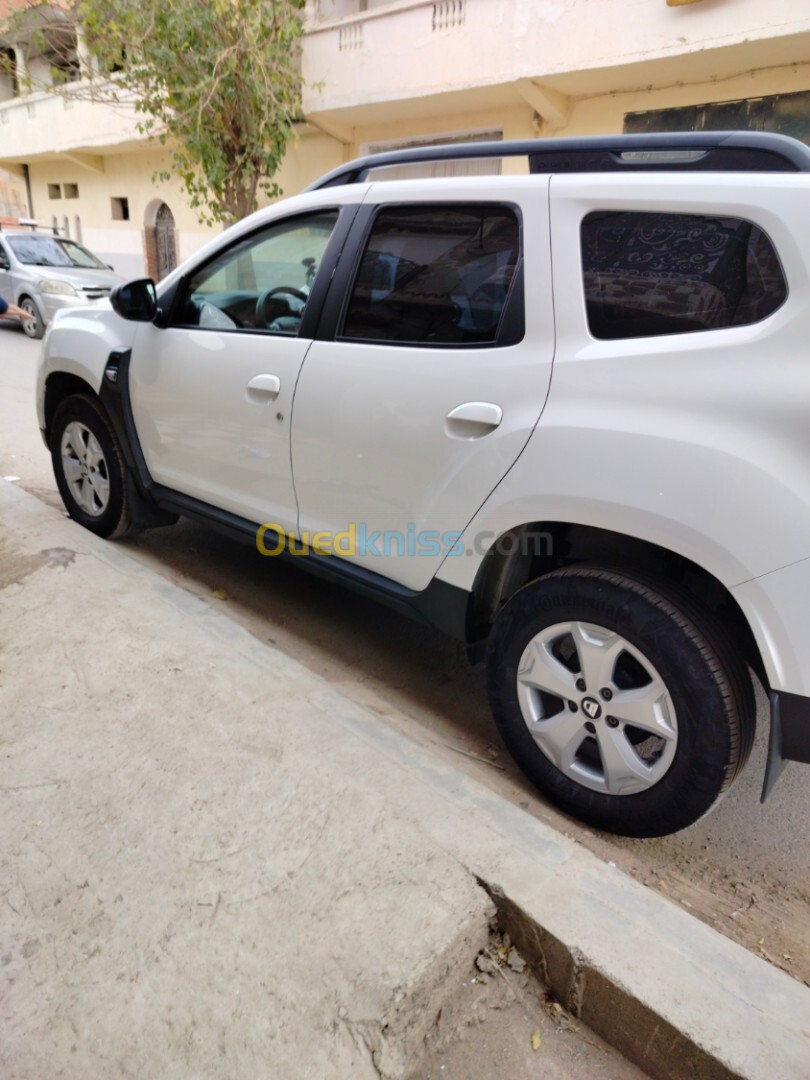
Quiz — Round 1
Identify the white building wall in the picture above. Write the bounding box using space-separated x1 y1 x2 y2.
303 0 810 115
25 132 345 276
3 0 810 273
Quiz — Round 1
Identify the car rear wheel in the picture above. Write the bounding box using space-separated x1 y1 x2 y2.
19 296 45 339
51 394 132 538
486 567 755 837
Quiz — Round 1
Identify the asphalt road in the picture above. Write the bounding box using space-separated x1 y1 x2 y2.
1 320 808 985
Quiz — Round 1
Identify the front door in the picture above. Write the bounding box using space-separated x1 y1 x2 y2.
129 209 340 530
290 184 555 591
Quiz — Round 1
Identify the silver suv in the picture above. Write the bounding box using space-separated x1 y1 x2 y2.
0 228 125 339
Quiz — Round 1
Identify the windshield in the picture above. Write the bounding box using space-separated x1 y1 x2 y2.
7 234 108 270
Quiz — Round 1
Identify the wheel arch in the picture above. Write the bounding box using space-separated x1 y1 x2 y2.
468 520 767 689
43 373 99 448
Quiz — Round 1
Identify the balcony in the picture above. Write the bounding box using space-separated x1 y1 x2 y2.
2 0 809 165
303 0 810 129
0 85 145 165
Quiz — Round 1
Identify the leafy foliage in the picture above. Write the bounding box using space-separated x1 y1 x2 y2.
4 0 306 223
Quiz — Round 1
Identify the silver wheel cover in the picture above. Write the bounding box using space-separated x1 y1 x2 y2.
517 621 678 796
60 421 111 517
21 299 39 337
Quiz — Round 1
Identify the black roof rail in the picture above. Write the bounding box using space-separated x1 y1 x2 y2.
305 131 810 190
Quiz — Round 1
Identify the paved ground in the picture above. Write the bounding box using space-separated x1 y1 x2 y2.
0 480 648 1079
2 478 809 1080
2 321 808 988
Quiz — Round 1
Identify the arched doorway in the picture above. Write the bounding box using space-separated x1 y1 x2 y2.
144 200 178 280
155 203 177 279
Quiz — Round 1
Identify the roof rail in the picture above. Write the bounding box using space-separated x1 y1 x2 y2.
305 131 810 191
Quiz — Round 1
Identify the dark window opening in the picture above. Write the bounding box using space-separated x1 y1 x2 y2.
111 197 130 221
48 184 62 200
0 48 19 97
42 26 81 86
581 211 787 340
342 204 520 346
64 183 79 199
625 90 810 147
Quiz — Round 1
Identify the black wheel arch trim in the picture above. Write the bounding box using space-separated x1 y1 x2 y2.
97 348 177 530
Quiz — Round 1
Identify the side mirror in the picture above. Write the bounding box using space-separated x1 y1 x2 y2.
110 278 158 322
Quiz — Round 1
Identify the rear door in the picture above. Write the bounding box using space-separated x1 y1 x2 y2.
290 177 555 591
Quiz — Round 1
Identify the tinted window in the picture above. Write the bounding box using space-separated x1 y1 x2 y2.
176 211 338 334
342 205 520 345
581 211 787 340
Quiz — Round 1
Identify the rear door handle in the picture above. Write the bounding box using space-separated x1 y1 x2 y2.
445 401 503 439
246 374 281 402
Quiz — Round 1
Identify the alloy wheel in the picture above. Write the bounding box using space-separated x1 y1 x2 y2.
516 620 678 795
60 421 111 517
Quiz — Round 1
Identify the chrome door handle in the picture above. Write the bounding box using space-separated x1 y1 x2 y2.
445 401 503 438
246 374 281 402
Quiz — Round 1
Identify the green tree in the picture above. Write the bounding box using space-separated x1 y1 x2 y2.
4 0 306 224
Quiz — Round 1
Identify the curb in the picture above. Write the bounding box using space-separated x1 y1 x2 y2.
312 689 810 1080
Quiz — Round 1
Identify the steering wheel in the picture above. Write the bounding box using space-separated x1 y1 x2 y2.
255 286 308 329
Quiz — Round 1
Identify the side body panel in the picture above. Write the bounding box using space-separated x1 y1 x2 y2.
37 307 140 430
435 172 810 693
290 176 555 592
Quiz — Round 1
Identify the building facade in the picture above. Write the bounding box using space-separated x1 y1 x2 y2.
1 0 809 277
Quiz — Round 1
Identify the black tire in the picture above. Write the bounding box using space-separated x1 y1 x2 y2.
50 394 133 539
486 567 755 838
19 295 45 340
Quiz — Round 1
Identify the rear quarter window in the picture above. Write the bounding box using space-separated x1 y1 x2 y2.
581 211 787 340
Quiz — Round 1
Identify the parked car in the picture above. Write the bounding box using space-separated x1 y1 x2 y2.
35 132 810 836
0 227 125 339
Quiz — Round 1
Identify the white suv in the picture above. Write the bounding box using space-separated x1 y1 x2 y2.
35 132 810 837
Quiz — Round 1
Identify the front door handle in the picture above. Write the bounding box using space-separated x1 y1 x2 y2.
445 401 503 439
246 374 281 402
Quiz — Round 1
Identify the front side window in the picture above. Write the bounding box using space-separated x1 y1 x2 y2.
341 204 520 346
176 211 338 334
581 211 787 340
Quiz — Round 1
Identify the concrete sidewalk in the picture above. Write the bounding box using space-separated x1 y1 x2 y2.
1 479 808 1080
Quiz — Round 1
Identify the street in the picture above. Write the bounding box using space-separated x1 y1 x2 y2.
1 320 808 987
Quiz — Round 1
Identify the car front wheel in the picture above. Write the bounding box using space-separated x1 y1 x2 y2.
50 394 132 539
19 296 45 339
486 567 755 837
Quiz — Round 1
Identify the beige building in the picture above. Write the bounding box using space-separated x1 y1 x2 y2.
1 0 809 277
